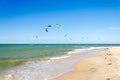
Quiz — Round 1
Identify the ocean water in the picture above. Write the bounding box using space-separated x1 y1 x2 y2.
0 44 91 61
0 44 119 80
0 44 119 62
0 44 115 61
0 44 85 68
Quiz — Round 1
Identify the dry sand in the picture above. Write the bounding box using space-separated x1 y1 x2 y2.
58 47 120 80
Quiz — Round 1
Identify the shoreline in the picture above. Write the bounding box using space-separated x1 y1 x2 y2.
58 47 120 80
0 47 104 80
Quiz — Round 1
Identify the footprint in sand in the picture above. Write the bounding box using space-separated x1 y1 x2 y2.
106 78 110 80
105 57 107 59
109 59 112 61
89 68 97 72
107 63 112 65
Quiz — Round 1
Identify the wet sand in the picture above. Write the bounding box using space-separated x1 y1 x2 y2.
58 47 120 80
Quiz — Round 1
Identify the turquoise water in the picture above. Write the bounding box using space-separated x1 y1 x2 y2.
0 44 119 69
0 44 119 61
0 44 84 61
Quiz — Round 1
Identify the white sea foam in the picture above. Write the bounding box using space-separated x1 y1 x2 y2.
3 47 106 80
67 48 91 54
50 55 71 60
50 47 106 60
50 47 104 60
67 47 107 54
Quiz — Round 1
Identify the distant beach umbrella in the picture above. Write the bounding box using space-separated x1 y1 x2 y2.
45 25 52 32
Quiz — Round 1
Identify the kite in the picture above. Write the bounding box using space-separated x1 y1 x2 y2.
36 35 38 39
64 34 72 41
56 24 61 29
45 25 52 32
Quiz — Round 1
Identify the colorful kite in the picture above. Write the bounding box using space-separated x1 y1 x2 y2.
45 25 52 32
56 24 61 29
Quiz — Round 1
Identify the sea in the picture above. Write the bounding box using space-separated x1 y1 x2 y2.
0 44 119 80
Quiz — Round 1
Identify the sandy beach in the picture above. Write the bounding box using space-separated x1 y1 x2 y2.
58 47 120 80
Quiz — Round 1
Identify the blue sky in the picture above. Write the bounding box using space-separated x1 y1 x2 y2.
0 0 120 44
